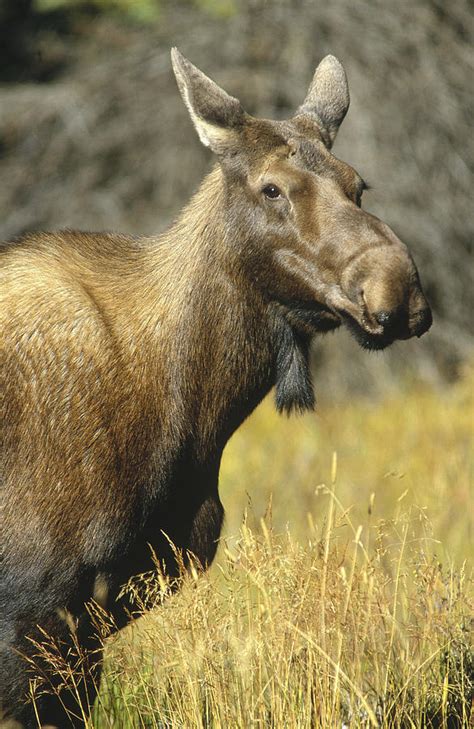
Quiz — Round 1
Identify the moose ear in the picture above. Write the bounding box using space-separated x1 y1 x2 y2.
171 48 246 155
297 55 350 148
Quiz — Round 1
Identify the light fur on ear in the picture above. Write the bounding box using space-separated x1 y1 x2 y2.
171 48 246 154
297 55 350 147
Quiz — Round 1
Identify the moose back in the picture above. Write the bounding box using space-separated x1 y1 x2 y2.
0 49 431 726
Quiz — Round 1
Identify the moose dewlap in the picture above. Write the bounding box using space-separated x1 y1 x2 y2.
0 48 431 726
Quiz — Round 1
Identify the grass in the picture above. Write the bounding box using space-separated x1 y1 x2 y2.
32 365 473 727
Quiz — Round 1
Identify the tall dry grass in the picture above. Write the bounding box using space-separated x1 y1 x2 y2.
30 367 473 727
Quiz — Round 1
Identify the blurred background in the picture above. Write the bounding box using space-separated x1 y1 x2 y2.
0 0 472 396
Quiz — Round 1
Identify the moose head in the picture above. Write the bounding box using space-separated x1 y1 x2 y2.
172 49 432 356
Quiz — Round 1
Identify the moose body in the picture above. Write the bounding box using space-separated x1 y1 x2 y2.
1 50 431 726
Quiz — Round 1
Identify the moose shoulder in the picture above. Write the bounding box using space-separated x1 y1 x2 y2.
0 49 431 726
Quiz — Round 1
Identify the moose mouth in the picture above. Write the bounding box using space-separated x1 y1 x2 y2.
280 298 427 352
283 300 400 351
338 300 432 351
303 308 397 350
341 313 398 351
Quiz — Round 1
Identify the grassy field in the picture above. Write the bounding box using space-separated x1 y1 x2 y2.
34 366 473 727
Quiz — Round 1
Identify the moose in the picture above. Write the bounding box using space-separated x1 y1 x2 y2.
1 48 432 726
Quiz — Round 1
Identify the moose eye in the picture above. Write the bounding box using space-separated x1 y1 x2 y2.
262 184 282 200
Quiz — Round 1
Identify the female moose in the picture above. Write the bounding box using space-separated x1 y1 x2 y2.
1 49 431 726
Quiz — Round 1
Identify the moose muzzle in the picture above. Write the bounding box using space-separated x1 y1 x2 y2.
334 241 432 350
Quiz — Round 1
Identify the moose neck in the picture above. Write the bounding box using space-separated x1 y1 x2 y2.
137 166 276 461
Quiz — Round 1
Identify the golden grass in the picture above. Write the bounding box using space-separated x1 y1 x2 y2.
219 363 473 562
32 366 474 727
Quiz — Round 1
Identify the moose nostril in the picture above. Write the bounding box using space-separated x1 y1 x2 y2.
374 310 396 327
412 307 433 337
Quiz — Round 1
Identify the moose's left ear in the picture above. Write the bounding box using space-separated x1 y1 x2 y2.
297 55 350 148
171 48 246 155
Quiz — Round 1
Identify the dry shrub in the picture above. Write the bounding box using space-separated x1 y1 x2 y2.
29 483 473 727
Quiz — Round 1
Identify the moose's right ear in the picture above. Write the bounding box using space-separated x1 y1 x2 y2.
171 48 246 155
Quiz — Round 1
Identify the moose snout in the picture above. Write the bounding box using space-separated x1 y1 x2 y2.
341 244 432 344
358 262 432 342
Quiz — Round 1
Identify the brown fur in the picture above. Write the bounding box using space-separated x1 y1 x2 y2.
0 50 431 726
